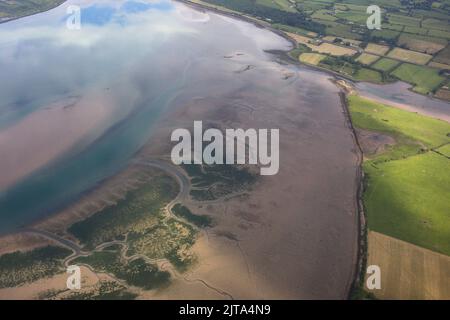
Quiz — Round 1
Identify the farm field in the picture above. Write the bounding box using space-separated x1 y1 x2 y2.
349 95 450 253
201 0 450 100
365 43 390 55
349 94 450 299
299 52 326 65
391 63 446 94
371 58 401 72
309 42 357 56
366 231 450 299
387 48 433 65
354 68 382 83
363 152 450 255
429 61 450 70
397 34 446 54
434 46 450 65
356 53 380 65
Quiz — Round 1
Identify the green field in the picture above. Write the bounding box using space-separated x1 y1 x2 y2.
363 153 450 255
371 58 401 72
349 95 450 255
391 63 446 94
354 68 383 83
437 144 450 157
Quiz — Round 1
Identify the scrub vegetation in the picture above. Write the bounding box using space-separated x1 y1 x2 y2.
182 164 257 201
0 246 71 288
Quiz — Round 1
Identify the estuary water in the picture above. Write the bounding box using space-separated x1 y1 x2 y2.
0 0 290 233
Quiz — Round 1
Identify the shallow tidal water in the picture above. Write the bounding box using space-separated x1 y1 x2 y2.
0 0 293 232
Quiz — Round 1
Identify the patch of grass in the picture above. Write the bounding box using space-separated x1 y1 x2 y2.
272 24 317 37
390 63 446 94
363 153 450 255
348 95 450 150
371 29 400 42
387 47 433 65
371 58 401 72
311 9 337 22
429 29 450 40
354 68 383 83
349 95 450 255
387 13 421 27
436 144 450 157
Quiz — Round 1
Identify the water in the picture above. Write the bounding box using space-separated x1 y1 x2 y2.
1 0 446 236
0 0 290 233
356 79 450 122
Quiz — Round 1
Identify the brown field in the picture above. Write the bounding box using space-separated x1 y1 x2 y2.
434 46 450 65
287 32 357 56
435 88 450 101
286 32 313 45
311 43 357 56
429 61 450 70
397 34 445 54
299 53 326 65
356 53 380 65
322 36 336 42
365 43 390 55
365 231 450 300
387 47 433 65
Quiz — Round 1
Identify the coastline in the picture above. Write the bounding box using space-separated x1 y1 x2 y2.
357 93 450 123
0 0 374 299
0 0 67 25
176 0 450 107
1 0 447 299
336 88 367 299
